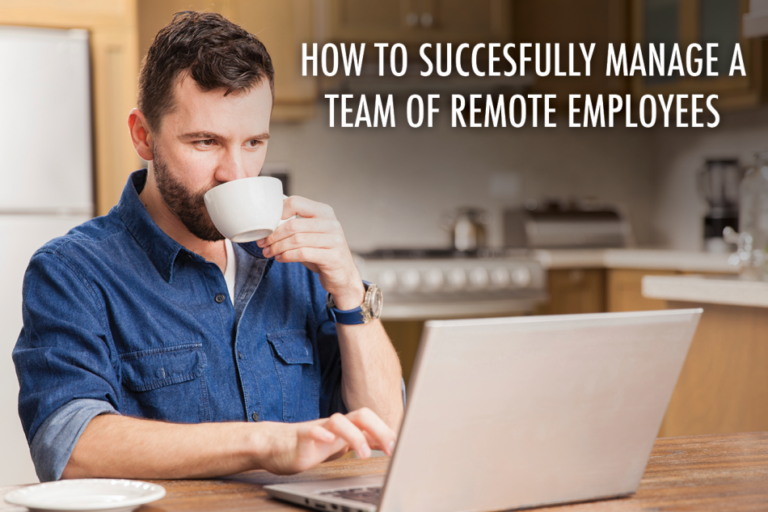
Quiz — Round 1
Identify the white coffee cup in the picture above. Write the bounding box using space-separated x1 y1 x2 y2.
204 176 293 243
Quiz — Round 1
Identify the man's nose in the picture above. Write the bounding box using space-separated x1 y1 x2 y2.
214 147 247 183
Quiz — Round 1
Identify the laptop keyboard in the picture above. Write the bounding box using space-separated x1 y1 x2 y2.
321 486 382 505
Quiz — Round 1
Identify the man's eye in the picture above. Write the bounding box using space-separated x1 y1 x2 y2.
195 139 215 147
246 139 261 148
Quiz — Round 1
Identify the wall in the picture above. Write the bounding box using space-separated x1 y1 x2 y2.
267 102 657 252
650 105 768 251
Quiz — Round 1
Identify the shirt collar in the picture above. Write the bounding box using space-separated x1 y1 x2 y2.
116 170 273 283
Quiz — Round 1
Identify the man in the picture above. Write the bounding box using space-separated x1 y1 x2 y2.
13 11 403 482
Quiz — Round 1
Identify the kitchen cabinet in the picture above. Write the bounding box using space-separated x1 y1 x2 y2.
514 0 630 107
538 269 606 315
606 269 673 312
382 320 424 388
660 301 768 437
642 276 768 436
0 0 141 216
631 0 768 110
138 0 316 121
327 0 511 43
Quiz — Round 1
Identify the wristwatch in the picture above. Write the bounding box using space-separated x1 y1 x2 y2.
326 281 383 325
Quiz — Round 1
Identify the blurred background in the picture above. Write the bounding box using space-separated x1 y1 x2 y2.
3 0 768 486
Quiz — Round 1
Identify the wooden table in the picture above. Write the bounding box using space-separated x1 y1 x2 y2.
3 432 768 511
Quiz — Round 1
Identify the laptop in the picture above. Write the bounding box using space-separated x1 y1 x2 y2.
265 309 702 512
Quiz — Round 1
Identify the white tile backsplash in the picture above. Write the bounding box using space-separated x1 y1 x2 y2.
267 101 767 253
267 103 656 252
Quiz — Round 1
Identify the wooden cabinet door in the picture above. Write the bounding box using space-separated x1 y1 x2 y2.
539 269 606 315
606 269 674 312
330 0 406 41
426 0 510 42
631 0 767 110
328 0 510 43
232 0 317 120
514 0 630 107
138 0 316 121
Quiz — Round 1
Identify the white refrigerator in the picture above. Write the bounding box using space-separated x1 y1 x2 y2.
0 26 93 485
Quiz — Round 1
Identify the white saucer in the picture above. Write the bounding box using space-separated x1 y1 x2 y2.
3 479 166 512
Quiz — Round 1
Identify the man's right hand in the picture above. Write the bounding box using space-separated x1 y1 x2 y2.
258 408 397 475
64 407 397 480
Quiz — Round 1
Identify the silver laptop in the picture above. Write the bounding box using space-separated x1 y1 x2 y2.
265 309 702 512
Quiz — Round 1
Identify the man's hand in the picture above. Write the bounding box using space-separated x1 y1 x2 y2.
64 408 397 480
257 196 364 310
258 408 397 475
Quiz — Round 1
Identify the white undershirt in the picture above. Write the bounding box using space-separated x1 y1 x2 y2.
224 238 236 304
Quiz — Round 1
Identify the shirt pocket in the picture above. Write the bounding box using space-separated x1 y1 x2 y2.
266 329 319 423
119 343 210 423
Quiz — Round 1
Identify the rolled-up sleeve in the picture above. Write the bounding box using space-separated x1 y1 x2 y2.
12 250 120 475
30 399 118 482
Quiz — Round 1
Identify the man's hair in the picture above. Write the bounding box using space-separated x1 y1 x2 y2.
138 11 275 132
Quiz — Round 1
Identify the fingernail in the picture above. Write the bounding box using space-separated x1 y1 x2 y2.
262 247 270 256
360 443 371 458
388 441 395 455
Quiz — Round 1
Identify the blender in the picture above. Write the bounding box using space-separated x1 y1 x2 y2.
698 158 743 253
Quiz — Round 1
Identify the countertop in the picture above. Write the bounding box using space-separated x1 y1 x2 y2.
642 274 768 308
534 248 737 273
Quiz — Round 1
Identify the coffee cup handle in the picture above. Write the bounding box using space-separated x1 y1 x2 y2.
278 195 301 226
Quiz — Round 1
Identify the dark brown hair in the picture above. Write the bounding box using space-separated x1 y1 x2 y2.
138 11 275 132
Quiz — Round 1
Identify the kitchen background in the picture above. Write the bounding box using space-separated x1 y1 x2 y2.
2 0 768 486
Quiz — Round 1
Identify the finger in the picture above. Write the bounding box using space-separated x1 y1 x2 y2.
258 217 342 248
273 246 333 265
281 196 335 221
293 424 348 471
307 424 335 444
264 233 344 258
322 413 371 459
346 408 398 456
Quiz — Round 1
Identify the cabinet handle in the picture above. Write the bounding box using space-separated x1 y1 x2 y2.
406 12 419 27
420 12 433 28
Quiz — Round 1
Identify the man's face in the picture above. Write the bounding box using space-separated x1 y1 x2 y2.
150 74 272 241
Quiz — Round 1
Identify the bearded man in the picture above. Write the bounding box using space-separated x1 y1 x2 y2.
13 11 403 482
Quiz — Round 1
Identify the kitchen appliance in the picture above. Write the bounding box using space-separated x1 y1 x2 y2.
503 202 630 248
0 26 94 485
725 151 768 279
355 248 545 320
440 207 487 252
698 158 743 253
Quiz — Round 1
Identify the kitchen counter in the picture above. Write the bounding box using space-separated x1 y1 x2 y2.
534 248 737 273
642 274 768 308
640 273 768 438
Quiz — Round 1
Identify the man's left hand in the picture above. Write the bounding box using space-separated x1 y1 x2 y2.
257 196 365 310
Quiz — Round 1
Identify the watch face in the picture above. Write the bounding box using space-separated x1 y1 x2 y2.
369 285 383 319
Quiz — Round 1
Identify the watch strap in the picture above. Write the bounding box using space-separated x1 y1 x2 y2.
327 304 366 325
326 281 370 325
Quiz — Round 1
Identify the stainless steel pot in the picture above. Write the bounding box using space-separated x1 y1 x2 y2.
441 207 487 251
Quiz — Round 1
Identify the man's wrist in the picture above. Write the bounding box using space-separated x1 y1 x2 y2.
329 281 366 311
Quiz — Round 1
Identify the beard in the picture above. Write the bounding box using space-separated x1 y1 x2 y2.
152 148 225 242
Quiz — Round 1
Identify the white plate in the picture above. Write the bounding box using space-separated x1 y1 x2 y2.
3 479 166 512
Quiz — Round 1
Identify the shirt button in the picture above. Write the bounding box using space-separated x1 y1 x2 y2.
252 412 259 422
238 351 244 360
214 293 226 304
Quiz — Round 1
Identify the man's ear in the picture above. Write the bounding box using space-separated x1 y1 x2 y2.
128 109 154 161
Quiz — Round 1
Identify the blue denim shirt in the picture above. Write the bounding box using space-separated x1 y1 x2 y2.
13 170 346 480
